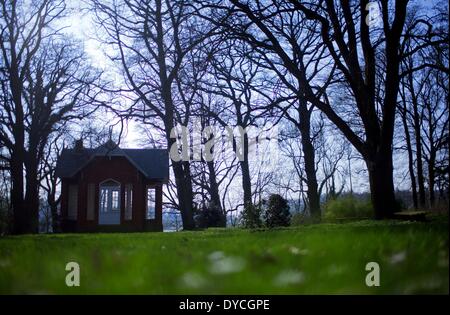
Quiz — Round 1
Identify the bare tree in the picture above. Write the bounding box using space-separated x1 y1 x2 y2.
198 39 267 209
214 0 447 218
200 1 339 220
39 132 64 232
398 4 449 208
91 0 220 229
0 0 100 233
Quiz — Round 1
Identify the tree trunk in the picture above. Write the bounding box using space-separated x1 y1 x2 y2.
414 122 426 208
368 14 406 219
164 110 195 230
366 148 398 219
236 132 252 207
410 81 427 208
10 67 28 234
11 152 27 234
50 202 60 233
171 159 195 230
428 150 436 207
400 104 418 208
207 160 226 226
162 77 195 230
24 158 40 233
298 103 321 220
240 159 252 207
46 178 61 233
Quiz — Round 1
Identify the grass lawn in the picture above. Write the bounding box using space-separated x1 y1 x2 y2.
0 218 448 294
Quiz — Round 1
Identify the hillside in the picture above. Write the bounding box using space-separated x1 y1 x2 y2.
0 218 448 294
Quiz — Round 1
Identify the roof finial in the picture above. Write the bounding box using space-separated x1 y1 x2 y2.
74 138 84 152
105 126 117 150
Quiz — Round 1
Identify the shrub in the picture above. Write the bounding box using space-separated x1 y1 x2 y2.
323 195 373 220
290 211 316 226
240 203 263 229
0 198 11 235
263 194 291 228
194 202 226 228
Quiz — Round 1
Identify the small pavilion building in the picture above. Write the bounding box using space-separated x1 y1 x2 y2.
55 140 168 232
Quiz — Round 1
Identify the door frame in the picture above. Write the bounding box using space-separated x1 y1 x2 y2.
98 179 121 225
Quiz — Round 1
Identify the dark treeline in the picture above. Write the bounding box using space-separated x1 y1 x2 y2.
0 0 448 234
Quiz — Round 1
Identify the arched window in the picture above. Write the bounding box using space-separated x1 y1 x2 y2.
99 179 121 225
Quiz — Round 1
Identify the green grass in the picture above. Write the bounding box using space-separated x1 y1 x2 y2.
0 218 448 294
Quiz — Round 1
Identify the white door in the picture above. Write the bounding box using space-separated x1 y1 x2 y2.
99 182 121 225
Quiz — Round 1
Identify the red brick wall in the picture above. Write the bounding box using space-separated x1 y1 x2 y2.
60 156 163 232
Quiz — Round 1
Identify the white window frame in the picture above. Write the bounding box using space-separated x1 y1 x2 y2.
99 179 121 214
124 184 133 220
146 186 156 220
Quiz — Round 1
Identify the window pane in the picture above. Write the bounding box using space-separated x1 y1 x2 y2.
147 188 156 219
125 184 133 220
100 188 108 213
111 190 119 211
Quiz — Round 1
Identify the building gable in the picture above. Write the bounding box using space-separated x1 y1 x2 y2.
55 141 169 182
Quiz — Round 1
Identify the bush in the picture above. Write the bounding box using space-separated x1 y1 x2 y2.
263 194 291 228
0 198 11 236
323 195 373 220
240 203 263 229
290 211 316 226
194 202 226 228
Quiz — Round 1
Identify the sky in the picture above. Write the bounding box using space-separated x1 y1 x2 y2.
58 0 414 199
62 0 143 147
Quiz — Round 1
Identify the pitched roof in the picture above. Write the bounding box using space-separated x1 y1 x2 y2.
55 141 169 181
